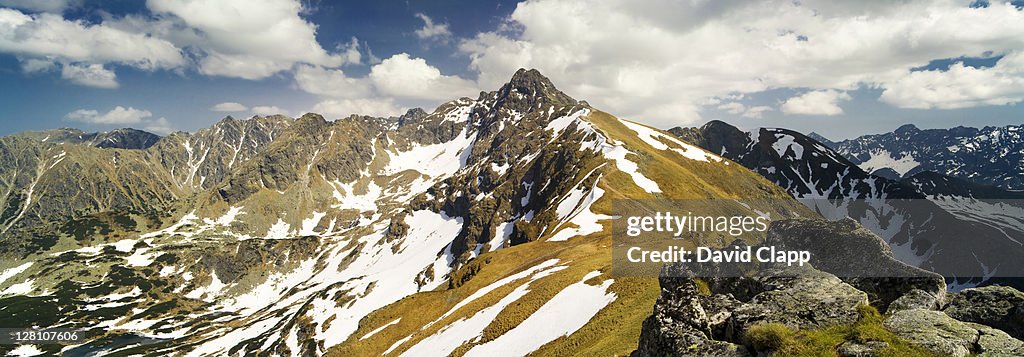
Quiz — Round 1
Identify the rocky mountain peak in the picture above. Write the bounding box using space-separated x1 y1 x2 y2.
895 123 919 134
700 120 743 135
496 68 577 108
396 107 428 126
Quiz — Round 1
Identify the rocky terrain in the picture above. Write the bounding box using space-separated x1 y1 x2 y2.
633 218 1024 356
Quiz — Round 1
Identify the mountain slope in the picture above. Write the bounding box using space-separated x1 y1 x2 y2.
0 69 803 356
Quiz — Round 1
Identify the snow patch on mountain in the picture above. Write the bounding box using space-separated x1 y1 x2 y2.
383 125 477 179
772 133 804 159
401 261 568 356
462 271 616 356
857 149 919 177
622 120 720 162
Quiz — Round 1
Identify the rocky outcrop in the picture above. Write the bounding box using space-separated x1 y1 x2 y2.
631 277 749 357
884 308 1024 356
765 218 946 312
634 218 1024 356
634 264 867 356
944 286 1024 340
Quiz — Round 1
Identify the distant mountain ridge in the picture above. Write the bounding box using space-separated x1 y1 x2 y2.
671 120 1024 289
14 127 162 149
820 123 1024 190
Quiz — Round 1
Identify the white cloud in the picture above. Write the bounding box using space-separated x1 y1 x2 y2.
20 57 55 73
0 8 185 70
880 51 1024 109
65 106 152 124
144 117 174 134
1 0 356 85
717 102 773 118
294 64 373 99
146 0 350 79
251 105 289 116
781 90 852 116
0 0 80 13
414 13 451 41
459 0 1024 126
717 102 746 115
210 102 248 112
339 36 362 65
369 53 477 100
294 53 477 118
313 98 402 119
742 105 773 119
60 62 117 88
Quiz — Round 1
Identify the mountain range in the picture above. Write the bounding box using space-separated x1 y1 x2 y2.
671 121 1024 289
820 123 1024 191
1 70 1022 356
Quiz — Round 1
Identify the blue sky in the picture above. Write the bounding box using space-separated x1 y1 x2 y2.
0 0 1022 140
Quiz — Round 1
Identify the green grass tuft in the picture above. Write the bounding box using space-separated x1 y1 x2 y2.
743 304 935 356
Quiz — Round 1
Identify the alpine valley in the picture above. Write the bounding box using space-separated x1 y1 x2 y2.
1 70 1023 357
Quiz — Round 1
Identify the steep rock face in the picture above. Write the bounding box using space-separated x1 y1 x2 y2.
824 123 1024 190
146 115 293 191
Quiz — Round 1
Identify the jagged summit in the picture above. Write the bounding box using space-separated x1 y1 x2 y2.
494 68 577 108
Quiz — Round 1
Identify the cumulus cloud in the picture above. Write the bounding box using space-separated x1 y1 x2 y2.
781 90 852 116
210 102 248 112
414 13 451 41
313 98 402 118
20 58 55 73
144 117 174 134
459 0 1024 126
146 0 349 79
294 64 373 99
0 0 353 86
251 105 289 116
717 102 773 118
880 51 1024 109
60 63 117 88
369 53 477 100
0 8 185 70
742 106 773 119
294 53 478 118
63 106 176 132
65 106 152 124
